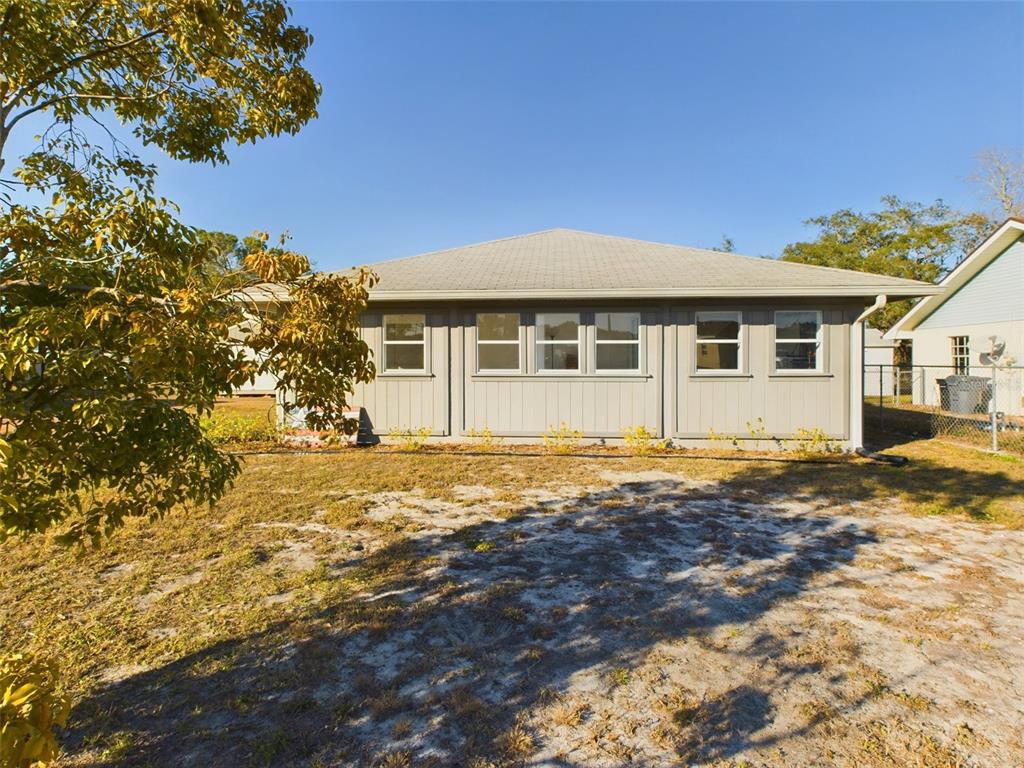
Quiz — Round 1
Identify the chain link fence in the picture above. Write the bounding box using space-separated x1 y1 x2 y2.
865 363 1024 454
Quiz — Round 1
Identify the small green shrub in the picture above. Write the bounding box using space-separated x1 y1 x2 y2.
542 422 582 454
1 652 70 768
622 425 669 454
200 414 277 445
387 426 432 451
790 427 841 455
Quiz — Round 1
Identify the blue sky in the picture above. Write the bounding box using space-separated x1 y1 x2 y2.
7 1 1024 269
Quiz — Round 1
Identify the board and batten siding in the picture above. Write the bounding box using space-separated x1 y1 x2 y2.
351 311 449 436
674 307 850 439
353 303 857 443
461 310 662 437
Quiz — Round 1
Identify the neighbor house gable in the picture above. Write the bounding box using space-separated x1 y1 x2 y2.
917 235 1024 330
887 218 1024 338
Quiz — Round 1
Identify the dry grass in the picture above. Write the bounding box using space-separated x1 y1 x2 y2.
0 435 1020 766
211 395 277 422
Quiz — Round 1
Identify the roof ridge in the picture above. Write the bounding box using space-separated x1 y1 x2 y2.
335 227 938 289
332 229 567 273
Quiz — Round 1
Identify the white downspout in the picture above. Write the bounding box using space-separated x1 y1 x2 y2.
850 295 887 450
856 294 887 324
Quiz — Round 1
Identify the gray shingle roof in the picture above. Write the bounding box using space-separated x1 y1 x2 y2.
347 229 940 300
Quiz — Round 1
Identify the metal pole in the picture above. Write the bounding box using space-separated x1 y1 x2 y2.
879 365 884 429
896 364 901 403
991 363 998 452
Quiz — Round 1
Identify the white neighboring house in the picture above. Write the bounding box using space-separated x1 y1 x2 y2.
229 296 282 396
863 327 895 397
886 217 1024 415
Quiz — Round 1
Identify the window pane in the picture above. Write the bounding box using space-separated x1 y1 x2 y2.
775 311 819 340
775 342 818 370
596 312 640 341
696 312 740 341
697 342 739 370
478 313 519 342
385 314 425 342
478 343 519 370
596 344 639 370
539 343 579 371
385 344 425 370
536 313 579 342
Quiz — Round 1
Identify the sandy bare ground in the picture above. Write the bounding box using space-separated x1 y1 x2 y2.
63 465 1023 767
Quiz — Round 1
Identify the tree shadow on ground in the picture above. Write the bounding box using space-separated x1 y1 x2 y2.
736 446 1023 523
63 454 1017 767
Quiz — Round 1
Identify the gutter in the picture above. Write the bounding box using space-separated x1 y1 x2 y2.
855 294 887 324
365 287 939 302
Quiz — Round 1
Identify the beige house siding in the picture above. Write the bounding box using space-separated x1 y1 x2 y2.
674 306 852 440
350 300 860 446
352 311 450 436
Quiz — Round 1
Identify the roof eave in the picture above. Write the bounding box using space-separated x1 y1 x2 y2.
366 285 942 302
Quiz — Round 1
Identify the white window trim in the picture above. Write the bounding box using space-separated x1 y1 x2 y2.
535 312 582 373
594 311 642 373
773 310 824 373
382 313 428 374
694 310 743 374
951 335 970 375
476 313 522 373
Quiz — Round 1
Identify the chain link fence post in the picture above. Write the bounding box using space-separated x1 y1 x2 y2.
991 364 998 453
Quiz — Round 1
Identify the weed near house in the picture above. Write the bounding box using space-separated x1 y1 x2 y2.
542 422 582 453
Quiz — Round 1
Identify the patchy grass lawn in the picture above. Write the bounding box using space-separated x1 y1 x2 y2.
2 438 1022 767
211 395 277 423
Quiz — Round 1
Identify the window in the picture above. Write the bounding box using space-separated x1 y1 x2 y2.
536 312 580 371
477 313 520 371
383 314 425 371
595 312 641 371
695 311 742 371
774 310 822 371
951 336 970 374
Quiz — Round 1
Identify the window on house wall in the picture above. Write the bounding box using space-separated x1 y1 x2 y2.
383 313 426 371
695 311 742 371
595 312 641 371
774 310 822 371
951 336 970 374
536 312 580 371
477 313 520 371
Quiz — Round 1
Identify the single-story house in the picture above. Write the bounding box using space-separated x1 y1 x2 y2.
296 228 937 449
886 217 1024 415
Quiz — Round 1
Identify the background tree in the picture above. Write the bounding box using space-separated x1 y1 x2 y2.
780 196 990 332
968 147 1024 220
0 0 375 548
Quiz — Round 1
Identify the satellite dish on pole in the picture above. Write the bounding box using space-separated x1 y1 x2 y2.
979 336 1006 366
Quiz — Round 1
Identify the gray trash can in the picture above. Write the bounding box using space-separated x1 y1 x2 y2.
939 375 991 413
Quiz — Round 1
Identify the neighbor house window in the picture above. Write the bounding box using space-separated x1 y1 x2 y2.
383 313 426 371
951 336 970 374
595 312 641 371
774 310 822 371
695 311 742 371
536 313 580 371
477 312 520 371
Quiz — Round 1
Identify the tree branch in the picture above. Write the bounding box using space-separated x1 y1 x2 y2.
5 84 174 134
6 25 168 113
